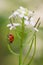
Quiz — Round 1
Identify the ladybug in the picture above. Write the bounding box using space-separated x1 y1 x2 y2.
8 33 14 43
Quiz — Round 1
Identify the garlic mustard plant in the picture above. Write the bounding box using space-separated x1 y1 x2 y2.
7 6 40 65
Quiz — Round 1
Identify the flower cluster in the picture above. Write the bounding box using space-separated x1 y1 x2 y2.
7 6 40 31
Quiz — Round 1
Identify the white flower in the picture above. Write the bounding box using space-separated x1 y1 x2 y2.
8 6 40 32
24 17 39 32
30 17 36 26
9 11 19 19
9 6 34 20
17 8 25 14
20 6 25 11
18 13 24 18
13 11 19 16
24 20 29 25
7 23 20 30
24 16 28 20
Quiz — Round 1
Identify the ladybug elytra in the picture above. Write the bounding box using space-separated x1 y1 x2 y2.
8 33 14 43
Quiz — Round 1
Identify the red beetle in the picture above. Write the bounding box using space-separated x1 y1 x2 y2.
8 33 14 43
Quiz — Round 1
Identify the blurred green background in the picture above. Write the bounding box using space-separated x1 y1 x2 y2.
0 0 43 65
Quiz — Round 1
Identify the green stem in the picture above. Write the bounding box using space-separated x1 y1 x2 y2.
9 18 13 25
19 18 25 65
27 32 36 65
23 32 35 64
8 44 19 56
23 32 35 47
23 36 34 64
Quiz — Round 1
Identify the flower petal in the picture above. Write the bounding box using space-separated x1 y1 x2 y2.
34 28 38 32
20 6 25 11
9 26 14 30
24 20 29 25
13 23 20 26
9 14 13 19
7 24 12 27
13 11 19 16
30 17 36 26
24 16 28 20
